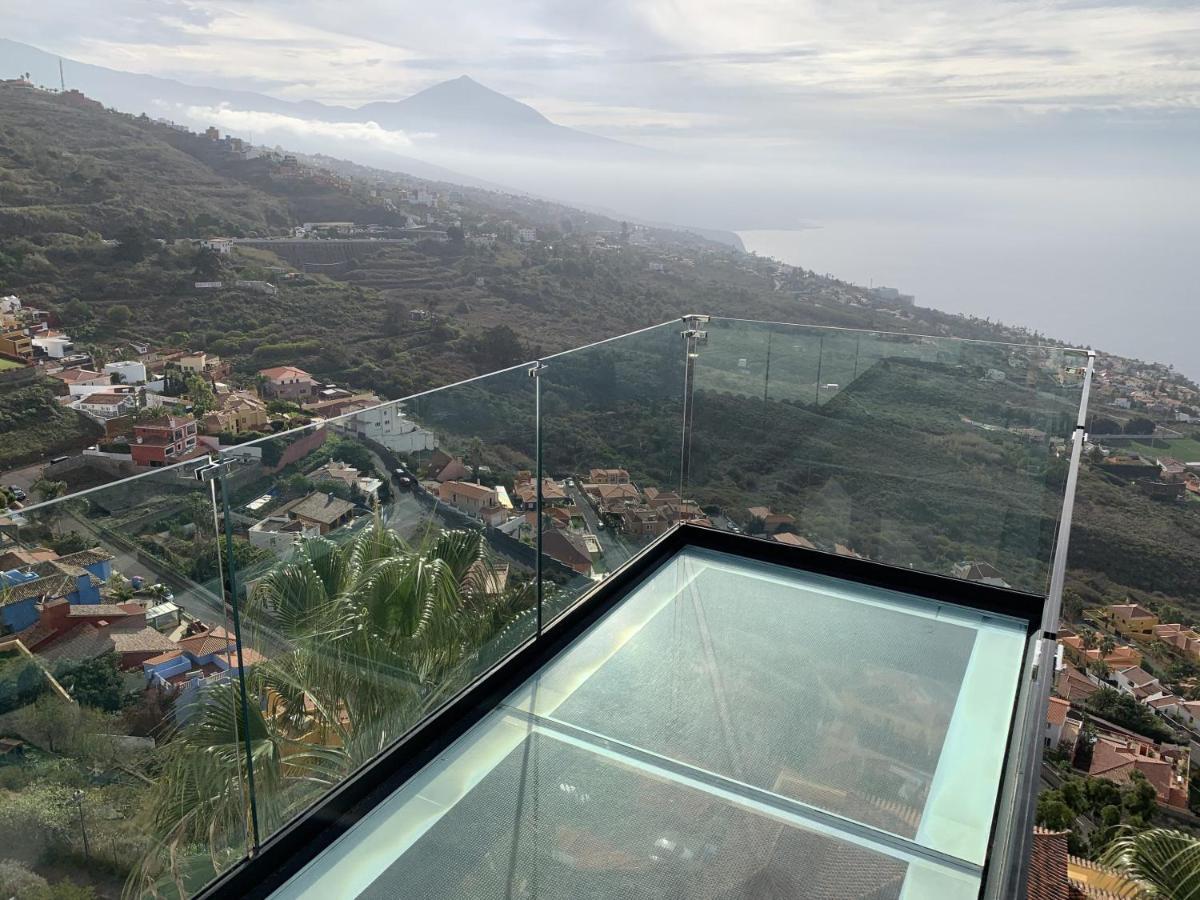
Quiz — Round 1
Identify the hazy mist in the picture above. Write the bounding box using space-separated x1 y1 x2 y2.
2 0 1197 374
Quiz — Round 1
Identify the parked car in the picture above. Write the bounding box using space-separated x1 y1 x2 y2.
8 486 26 501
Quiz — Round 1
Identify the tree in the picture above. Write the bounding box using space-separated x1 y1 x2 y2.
1101 827 1200 899
1089 417 1122 435
0 657 48 713
31 478 67 504
55 652 123 711
1036 790 1075 831
1125 417 1155 436
132 519 534 893
112 225 148 263
60 297 92 326
185 373 216 416
1100 636 1116 657
446 224 464 244
106 303 132 327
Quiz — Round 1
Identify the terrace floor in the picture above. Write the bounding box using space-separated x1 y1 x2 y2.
269 546 1031 900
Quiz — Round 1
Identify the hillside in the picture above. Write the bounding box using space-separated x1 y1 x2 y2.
0 87 289 238
5 81 1200 625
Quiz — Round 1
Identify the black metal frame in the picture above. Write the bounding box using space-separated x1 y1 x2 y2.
197 523 1047 900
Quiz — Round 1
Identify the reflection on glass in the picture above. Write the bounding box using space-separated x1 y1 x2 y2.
538 323 688 620
271 546 1010 900
210 367 541 852
0 459 250 898
687 318 1086 591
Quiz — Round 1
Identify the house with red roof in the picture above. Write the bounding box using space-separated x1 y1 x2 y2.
258 365 317 401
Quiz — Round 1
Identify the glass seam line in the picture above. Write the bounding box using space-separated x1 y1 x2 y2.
708 315 1092 354
499 705 984 879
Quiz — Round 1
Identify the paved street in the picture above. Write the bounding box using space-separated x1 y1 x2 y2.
565 481 634 569
2 461 47 497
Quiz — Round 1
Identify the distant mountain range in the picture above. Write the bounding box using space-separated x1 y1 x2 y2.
0 40 643 160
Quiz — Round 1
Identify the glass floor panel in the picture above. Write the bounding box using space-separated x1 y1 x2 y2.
272 547 1028 899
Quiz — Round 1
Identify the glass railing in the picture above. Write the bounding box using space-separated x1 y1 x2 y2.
0 457 252 898
685 317 1088 593
0 315 1089 898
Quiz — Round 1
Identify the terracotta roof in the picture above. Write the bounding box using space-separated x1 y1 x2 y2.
1110 603 1156 619
290 492 355 525
143 649 183 666
109 626 179 655
441 480 497 502
259 365 313 381
51 368 105 383
773 533 816 549
177 626 266 666
1027 828 1075 900
1116 665 1156 686
1047 696 1071 726
747 505 772 519
79 392 132 405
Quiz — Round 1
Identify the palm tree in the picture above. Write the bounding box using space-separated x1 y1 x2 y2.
128 518 534 897
1101 827 1200 899
1100 636 1117 658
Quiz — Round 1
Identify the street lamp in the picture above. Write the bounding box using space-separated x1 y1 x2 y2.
72 789 90 861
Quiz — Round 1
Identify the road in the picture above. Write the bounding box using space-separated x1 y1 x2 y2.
2 461 47 497
565 481 634 569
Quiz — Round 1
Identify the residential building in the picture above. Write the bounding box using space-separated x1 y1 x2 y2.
104 360 147 384
259 365 318 401
309 460 383 502
1113 665 1165 701
285 492 355 534
950 560 1011 587
1054 665 1101 703
1087 726 1190 810
336 403 437 454
1154 622 1200 660
1044 696 1070 748
130 415 199 467
541 529 593 576
435 457 471 483
585 481 640 512
76 391 138 420
177 351 220 375
0 327 32 362
32 600 178 670
1107 603 1159 638
589 468 630 485
200 238 233 254
31 332 75 359
51 367 111 396
248 516 320 557
773 532 816 549
439 481 500 520
203 389 269 435
747 505 797 534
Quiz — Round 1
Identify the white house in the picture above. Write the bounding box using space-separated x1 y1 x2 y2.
337 405 437 455
1114 665 1166 701
200 238 233 255
0 295 20 315
51 368 112 396
104 360 147 384
517 227 537 243
32 333 75 358
76 391 138 420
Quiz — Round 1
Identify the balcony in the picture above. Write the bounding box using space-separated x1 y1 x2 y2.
0 316 1091 899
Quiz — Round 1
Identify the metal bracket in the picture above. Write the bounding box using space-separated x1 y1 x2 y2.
527 361 546 379
194 458 239 482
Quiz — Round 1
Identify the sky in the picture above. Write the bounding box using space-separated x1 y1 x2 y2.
3 0 1198 373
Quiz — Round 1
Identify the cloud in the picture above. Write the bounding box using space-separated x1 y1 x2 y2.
184 103 421 150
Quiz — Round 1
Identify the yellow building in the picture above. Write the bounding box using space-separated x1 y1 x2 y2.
1108 603 1159 639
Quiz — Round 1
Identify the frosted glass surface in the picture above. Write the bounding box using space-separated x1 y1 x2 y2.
273 547 1027 899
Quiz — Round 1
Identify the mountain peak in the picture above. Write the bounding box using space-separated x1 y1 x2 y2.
359 75 551 130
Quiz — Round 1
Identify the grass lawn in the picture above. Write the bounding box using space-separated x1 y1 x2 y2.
0 358 23 371
1131 437 1200 462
